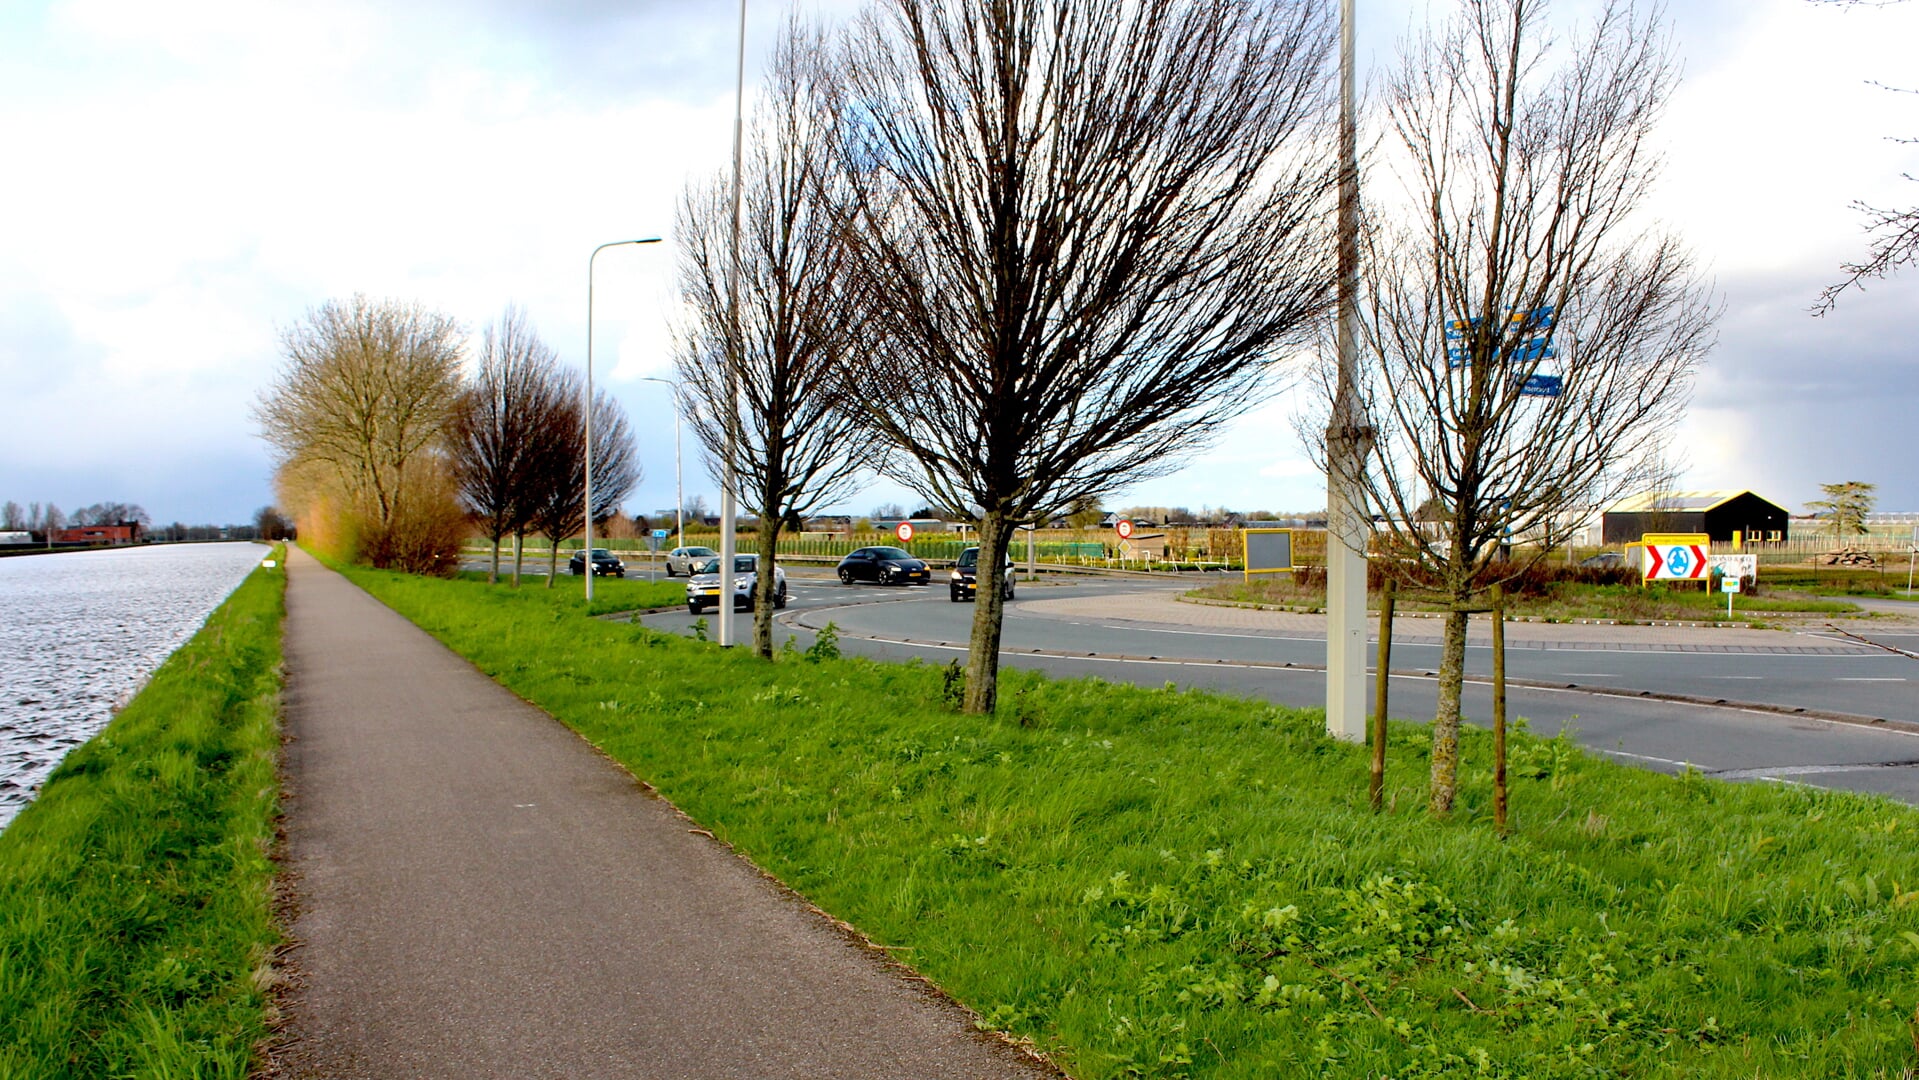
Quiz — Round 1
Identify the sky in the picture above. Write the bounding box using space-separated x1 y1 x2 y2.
0 0 1914 527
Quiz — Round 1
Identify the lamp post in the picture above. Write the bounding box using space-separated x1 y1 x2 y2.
1324 0 1370 741
640 376 685 557
719 0 748 647
585 237 662 603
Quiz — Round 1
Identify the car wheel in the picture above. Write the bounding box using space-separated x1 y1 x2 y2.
665 565 676 577
879 567 894 586
687 602 701 615
1006 580 1016 600
838 567 854 585
775 584 788 609
950 587 963 602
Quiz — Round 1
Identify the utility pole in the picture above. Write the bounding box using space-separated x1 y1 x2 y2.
1325 0 1370 742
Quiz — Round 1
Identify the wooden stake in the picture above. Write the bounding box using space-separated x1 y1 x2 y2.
1371 577 1393 813
1492 584 1508 836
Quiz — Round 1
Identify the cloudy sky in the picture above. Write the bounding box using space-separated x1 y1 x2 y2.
1 0 1914 527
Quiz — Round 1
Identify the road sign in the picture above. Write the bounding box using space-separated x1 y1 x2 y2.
1519 373 1562 397
652 529 669 539
1722 576 1741 593
1243 528 1294 579
1644 542 1709 580
1116 519 1135 540
896 521 914 543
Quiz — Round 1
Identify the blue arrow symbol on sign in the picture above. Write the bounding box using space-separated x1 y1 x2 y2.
1667 546 1690 577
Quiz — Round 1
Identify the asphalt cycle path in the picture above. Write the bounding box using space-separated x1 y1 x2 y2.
271 548 1054 1080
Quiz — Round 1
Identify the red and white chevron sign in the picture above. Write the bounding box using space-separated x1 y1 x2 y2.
1644 543 1709 580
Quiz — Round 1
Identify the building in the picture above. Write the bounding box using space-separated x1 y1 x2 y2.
0 531 32 546
52 523 144 546
1601 490 1789 546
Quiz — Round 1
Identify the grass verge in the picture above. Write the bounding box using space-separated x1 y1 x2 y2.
345 563 1919 1079
0 546 285 1079
449 569 683 616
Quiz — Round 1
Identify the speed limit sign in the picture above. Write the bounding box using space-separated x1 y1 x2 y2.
896 521 914 543
1115 519 1134 540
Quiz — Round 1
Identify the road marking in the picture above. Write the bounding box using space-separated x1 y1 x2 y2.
1705 675 1763 680
1709 761 1919 780
1596 748 1703 770
1835 677 1908 682
1559 672 1619 678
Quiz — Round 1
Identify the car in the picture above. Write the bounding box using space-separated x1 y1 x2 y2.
664 545 719 576
1579 552 1625 569
568 548 625 577
835 546 931 586
949 546 1016 602
686 554 788 614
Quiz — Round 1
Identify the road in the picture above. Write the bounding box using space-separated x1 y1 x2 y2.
632 572 1919 804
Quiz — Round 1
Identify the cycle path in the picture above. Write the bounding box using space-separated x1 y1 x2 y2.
271 548 1053 1079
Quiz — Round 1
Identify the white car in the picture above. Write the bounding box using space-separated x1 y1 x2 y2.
664 545 718 576
686 554 788 614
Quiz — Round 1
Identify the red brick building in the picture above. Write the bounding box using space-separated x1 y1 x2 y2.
52 523 144 546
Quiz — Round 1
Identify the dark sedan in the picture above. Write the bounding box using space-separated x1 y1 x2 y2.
568 548 626 577
836 546 931 586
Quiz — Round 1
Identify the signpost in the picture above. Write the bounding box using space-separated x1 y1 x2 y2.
895 521 914 544
1115 519 1135 540
1723 573 1741 617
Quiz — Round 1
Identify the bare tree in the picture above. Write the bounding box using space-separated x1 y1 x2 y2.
522 370 642 587
254 295 465 569
1810 0 1917 312
1312 0 1716 814
0 502 21 531
450 308 568 583
677 17 868 658
837 0 1340 713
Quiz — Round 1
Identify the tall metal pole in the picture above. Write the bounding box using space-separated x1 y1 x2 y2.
642 375 686 551
585 238 661 605
719 0 748 647
1325 0 1370 741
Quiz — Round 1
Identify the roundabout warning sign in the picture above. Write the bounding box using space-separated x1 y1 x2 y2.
1644 542 1709 580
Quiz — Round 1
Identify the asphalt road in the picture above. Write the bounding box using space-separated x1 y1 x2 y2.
636 573 1919 804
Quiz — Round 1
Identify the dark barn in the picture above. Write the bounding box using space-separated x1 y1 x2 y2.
1602 490 1790 546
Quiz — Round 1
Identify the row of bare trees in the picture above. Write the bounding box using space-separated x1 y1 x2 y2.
675 0 1717 820
256 297 638 577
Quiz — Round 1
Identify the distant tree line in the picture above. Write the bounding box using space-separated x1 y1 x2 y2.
0 500 292 544
255 296 638 579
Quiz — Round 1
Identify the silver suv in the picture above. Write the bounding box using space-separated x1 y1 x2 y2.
687 554 788 614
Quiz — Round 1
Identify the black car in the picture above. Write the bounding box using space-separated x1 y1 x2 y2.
568 548 626 577
836 546 931 586
949 546 1015 603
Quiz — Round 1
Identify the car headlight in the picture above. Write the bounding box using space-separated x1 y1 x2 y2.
951 569 963 580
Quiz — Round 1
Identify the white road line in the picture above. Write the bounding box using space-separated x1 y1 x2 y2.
1595 748 1703 770
1835 677 1908 682
1705 675 1764 679
1560 672 1620 678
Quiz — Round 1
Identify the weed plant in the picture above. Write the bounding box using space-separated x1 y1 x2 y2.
0 547 286 1078
348 564 1919 1079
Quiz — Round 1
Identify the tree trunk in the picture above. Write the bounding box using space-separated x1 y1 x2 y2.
489 534 502 584
963 508 1011 714
545 535 560 588
1429 604 1470 815
753 504 779 660
511 533 524 587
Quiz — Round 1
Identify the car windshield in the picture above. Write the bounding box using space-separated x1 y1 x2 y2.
590 549 612 558
693 556 757 575
958 548 978 568
685 547 715 557
874 547 912 560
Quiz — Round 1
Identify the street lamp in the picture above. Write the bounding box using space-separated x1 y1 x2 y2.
640 376 685 558
1325 0 1370 741
585 237 662 604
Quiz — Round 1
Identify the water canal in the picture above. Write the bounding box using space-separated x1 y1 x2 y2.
0 543 264 829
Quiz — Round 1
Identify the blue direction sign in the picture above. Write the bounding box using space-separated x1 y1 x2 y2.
652 529 670 539
1519 374 1562 397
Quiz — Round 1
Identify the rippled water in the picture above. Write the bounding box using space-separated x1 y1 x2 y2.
0 543 265 829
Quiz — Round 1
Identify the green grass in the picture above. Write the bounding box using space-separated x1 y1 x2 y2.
1761 565 1919 601
0 546 286 1079
449 569 683 617
345 564 1919 1079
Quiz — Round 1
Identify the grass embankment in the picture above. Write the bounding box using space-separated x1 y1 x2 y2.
347 564 1919 1079
0 547 285 1078
1192 576 1858 622
450 569 682 616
